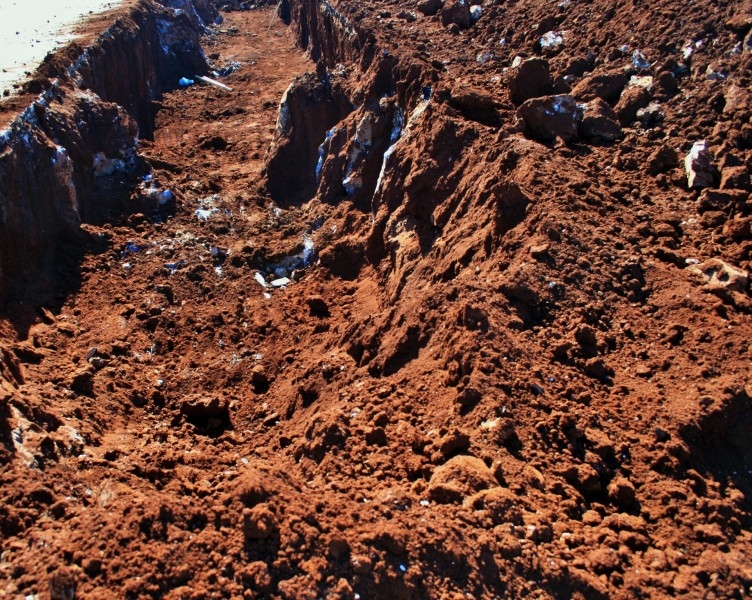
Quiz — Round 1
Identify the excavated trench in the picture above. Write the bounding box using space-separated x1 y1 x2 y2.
0 0 432 303
2 0 752 598
0 0 215 307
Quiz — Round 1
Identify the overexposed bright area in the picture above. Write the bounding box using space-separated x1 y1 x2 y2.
0 0 121 91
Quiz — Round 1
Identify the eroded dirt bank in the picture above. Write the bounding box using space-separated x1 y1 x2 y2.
1 0 752 598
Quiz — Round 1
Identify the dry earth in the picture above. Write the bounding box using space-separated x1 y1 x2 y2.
1 0 752 598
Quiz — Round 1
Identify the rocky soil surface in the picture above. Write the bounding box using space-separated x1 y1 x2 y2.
1 0 751 598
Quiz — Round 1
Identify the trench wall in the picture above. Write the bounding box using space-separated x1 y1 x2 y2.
0 0 214 307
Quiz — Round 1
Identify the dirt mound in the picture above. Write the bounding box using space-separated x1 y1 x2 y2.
1 0 752 598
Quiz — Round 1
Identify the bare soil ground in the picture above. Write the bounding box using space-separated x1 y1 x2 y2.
1 1 752 599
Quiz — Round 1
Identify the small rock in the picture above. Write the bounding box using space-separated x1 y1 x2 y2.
723 85 750 115
723 217 752 240
608 476 637 508
69 366 95 395
517 95 583 142
538 31 564 55
720 165 751 191
579 98 623 141
351 554 373 574
529 243 550 259
632 50 651 70
243 503 278 540
508 58 552 105
179 394 229 418
685 140 716 189
571 71 628 103
523 464 546 489
49 567 77 600
396 10 418 22
365 426 388 446
428 455 498 503
417 0 441 16
636 102 665 127
441 0 471 28
725 13 752 34
614 85 651 125
697 188 746 213
251 365 269 385
647 144 678 175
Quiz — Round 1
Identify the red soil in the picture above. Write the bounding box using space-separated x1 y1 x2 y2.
1 1 751 598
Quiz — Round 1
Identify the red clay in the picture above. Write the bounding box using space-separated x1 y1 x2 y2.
1 1 751 598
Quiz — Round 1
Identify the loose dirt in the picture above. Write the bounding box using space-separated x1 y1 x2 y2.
1 1 751 599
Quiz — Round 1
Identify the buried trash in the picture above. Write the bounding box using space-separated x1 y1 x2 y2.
121 242 142 259
539 31 564 50
195 75 233 92
632 50 651 70
164 260 186 273
195 207 220 221
271 277 291 288
252 237 316 291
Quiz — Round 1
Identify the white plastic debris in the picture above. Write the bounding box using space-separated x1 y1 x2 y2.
254 272 268 288
343 173 363 195
195 75 232 92
688 258 749 293
705 66 726 81
540 31 563 49
476 51 494 64
302 237 315 266
629 75 654 89
685 140 715 189
632 50 651 70
195 207 219 221
315 127 337 180
469 5 482 23
158 189 174 205
271 277 291 288
93 152 126 176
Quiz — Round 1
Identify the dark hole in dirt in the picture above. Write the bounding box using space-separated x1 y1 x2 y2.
264 73 352 204
681 389 752 518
